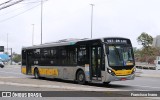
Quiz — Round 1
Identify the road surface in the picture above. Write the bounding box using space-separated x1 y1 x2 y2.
0 65 160 100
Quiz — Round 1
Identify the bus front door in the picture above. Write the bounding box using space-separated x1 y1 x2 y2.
91 46 102 81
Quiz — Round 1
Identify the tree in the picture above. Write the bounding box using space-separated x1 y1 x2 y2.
12 54 21 63
135 32 155 63
134 47 159 63
4 52 9 55
137 32 153 48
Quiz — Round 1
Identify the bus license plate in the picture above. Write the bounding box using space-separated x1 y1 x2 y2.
121 78 126 81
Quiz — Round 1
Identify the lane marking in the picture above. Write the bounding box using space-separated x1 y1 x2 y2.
0 76 20 78
4 67 20 69
0 81 121 91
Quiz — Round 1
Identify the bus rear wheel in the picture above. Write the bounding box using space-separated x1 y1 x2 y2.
34 68 40 79
77 70 86 85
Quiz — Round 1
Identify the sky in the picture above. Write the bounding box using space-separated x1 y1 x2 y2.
0 0 160 54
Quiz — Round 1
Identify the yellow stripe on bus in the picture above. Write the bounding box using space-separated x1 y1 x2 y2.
32 67 34 75
112 69 133 76
21 67 26 74
38 68 58 76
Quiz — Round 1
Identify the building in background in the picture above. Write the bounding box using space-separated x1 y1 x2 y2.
152 35 160 47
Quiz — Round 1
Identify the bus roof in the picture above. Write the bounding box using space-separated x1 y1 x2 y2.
22 37 130 50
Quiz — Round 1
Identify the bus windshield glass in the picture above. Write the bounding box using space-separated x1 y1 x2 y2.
107 45 134 67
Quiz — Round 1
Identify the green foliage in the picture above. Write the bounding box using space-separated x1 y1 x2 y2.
137 32 153 47
135 32 159 63
12 54 21 63
134 46 160 63
4 52 9 55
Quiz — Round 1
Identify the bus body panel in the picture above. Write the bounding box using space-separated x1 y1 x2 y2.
21 37 135 84
105 72 135 82
21 66 26 74
31 66 88 81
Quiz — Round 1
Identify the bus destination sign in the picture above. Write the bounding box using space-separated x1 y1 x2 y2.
104 38 129 44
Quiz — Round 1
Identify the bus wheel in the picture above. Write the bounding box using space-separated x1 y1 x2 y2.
77 70 86 84
103 82 110 85
34 68 40 79
0 65 4 68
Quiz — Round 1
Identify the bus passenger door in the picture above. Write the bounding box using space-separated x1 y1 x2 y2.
26 50 32 75
91 46 102 81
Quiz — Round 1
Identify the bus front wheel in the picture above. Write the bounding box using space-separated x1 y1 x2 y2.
34 68 40 79
77 70 86 84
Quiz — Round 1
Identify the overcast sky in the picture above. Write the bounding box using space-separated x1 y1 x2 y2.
0 0 160 54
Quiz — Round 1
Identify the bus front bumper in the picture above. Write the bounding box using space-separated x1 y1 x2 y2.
105 73 135 82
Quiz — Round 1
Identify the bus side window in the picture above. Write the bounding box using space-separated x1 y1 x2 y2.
41 48 50 66
158 61 160 65
68 46 77 66
58 47 68 66
34 49 40 65
22 50 26 65
50 48 57 65
77 46 89 66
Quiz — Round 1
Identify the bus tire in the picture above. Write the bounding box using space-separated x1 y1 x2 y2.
0 65 4 68
103 81 110 85
77 70 86 85
34 68 40 79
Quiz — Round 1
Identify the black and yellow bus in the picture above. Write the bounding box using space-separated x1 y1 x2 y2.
21 37 135 84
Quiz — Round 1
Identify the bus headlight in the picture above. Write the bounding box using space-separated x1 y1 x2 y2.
107 68 115 76
131 68 136 74
134 68 136 72
108 69 112 73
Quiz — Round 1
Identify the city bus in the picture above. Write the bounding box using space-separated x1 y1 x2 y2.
21 37 135 84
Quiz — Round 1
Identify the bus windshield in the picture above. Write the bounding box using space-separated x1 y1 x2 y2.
107 45 134 67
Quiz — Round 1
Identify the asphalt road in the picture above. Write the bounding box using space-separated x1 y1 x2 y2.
0 65 160 100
